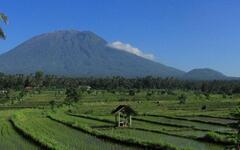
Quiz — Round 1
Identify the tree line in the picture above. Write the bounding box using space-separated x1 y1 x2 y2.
0 72 239 94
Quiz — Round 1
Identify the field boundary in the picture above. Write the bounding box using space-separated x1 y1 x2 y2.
133 117 234 136
67 113 115 124
66 113 234 146
48 115 179 150
11 112 69 150
144 114 230 126
9 119 51 150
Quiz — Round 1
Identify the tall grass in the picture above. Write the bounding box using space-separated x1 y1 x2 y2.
11 110 137 150
11 111 67 150
0 110 38 149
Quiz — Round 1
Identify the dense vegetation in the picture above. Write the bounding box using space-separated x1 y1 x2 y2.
0 72 240 94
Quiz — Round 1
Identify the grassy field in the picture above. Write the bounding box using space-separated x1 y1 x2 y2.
101 128 223 150
0 89 239 150
0 110 38 150
55 113 225 149
134 115 234 133
11 110 136 150
179 116 237 125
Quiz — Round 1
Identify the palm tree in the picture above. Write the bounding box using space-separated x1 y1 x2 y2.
0 13 8 39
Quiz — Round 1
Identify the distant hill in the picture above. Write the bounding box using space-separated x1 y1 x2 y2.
182 68 228 80
0 30 185 77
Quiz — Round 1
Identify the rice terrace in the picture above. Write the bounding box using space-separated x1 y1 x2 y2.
1 0 240 150
0 86 240 150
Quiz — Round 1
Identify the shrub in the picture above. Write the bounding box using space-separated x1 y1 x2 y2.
178 94 187 104
201 132 234 145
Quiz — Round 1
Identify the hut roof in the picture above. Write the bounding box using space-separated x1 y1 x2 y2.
111 105 137 115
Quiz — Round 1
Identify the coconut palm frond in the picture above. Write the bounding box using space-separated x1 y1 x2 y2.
0 13 8 39
0 13 8 24
0 27 6 39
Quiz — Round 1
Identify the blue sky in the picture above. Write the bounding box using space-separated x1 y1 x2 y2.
0 0 240 76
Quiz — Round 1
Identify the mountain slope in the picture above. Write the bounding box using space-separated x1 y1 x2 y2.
183 68 227 80
0 30 185 77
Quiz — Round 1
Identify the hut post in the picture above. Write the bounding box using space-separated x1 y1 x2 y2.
129 115 132 126
118 112 120 127
115 114 117 124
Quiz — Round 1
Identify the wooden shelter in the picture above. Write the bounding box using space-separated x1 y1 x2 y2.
111 105 137 127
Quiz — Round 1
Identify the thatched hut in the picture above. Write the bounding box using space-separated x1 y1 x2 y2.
111 105 137 127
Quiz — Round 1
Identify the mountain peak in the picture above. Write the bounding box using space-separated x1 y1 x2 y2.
31 29 107 46
0 30 184 77
188 68 225 75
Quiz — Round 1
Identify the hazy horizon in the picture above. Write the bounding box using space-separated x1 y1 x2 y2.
1 0 240 76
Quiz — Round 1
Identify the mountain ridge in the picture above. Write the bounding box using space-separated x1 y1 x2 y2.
0 30 237 80
0 30 185 77
182 68 228 80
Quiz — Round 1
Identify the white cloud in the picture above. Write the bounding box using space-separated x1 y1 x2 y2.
108 41 155 60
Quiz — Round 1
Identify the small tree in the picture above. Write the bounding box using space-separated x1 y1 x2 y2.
201 105 207 111
161 90 166 95
204 93 210 100
49 100 56 111
19 90 25 98
222 94 227 99
129 89 135 96
5 89 19 104
35 71 44 92
178 94 187 104
64 87 80 108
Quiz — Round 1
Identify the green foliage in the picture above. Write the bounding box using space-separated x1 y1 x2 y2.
35 71 44 88
0 90 7 100
65 87 80 107
1 86 240 150
49 100 56 111
0 110 38 149
128 89 135 96
35 71 44 80
49 114 178 150
12 110 136 150
0 12 8 39
201 105 207 111
230 106 240 148
11 111 68 150
178 94 187 104
0 72 240 95
0 92 237 150
204 93 210 100
18 90 25 99
135 115 233 134
201 132 234 145
222 94 227 99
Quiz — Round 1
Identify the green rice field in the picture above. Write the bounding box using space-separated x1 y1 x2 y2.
0 89 239 150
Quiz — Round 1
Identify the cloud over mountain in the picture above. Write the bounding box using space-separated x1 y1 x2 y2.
108 41 155 60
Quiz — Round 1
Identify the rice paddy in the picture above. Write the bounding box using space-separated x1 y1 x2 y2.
0 89 239 149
